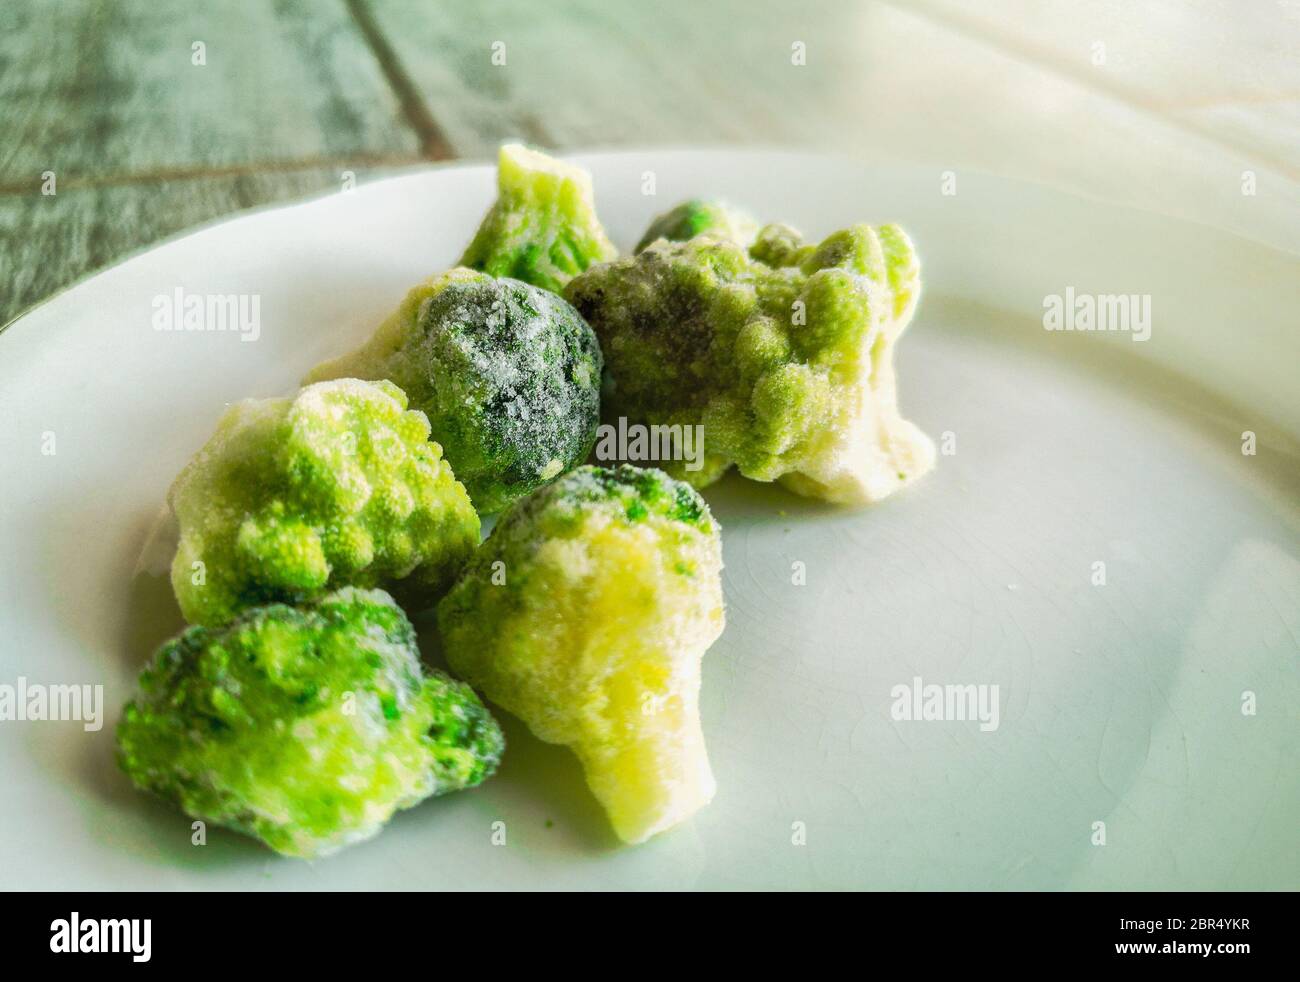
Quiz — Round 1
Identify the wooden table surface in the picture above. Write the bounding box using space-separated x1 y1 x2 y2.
3 0 1298 327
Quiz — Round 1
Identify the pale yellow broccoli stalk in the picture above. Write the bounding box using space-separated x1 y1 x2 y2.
437 465 724 844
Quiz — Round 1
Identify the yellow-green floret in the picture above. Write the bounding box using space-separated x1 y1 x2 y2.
437 465 724 844
305 268 603 514
460 143 617 294
116 587 504 858
635 199 760 253
169 378 479 627
565 221 935 504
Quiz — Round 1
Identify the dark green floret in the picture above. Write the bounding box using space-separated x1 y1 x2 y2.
305 269 603 515
408 275 603 513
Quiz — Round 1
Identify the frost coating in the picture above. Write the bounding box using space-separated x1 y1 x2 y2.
438 465 724 844
565 222 935 504
116 587 504 859
460 143 617 294
169 378 479 626
305 269 602 514
635 199 760 253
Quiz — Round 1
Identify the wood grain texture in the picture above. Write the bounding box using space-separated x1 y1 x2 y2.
908 0 1300 176
363 0 855 156
364 0 1300 251
0 0 424 324
0 165 418 326
3 0 1299 328
0 0 418 184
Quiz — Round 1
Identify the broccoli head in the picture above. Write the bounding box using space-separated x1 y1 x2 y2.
169 378 479 626
305 268 602 514
459 143 617 294
117 587 504 858
564 221 935 504
438 465 724 844
635 199 759 253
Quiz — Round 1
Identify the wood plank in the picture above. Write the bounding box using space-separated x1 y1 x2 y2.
0 0 420 186
905 0 1300 177
364 0 1300 252
5 0 1299 330
0 166 416 327
362 0 854 156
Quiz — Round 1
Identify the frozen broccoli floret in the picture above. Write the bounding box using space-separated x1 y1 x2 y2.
169 378 479 627
305 268 602 514
459 143 617 294
565 222 935 504
748 222 813 268
438 465 724 844
117 587 504 858
635 199 760 253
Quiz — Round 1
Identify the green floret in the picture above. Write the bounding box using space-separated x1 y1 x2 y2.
564 222 936 505
460 144 617 294
635 199 760 253
304 269 602 514
169 378 479 627
503 462 713 536
116 587 504 858
438 465 724 844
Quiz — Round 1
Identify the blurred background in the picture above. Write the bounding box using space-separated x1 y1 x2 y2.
3 0 1298 326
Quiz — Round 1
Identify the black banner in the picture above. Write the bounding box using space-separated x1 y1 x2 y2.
3 890 1286 969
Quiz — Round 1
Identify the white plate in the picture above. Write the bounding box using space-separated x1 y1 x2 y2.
1 151 1297 890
